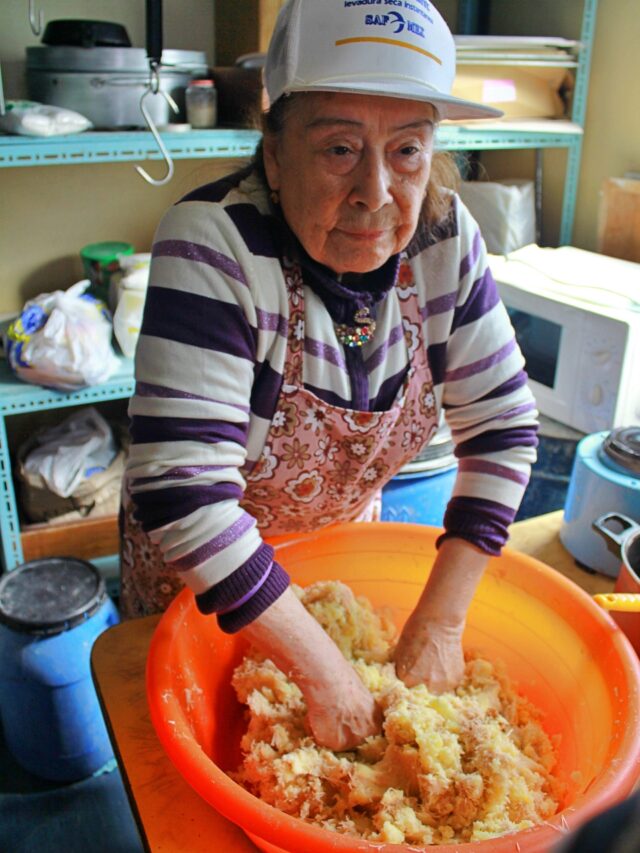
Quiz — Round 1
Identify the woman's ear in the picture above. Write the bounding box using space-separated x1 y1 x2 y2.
262 133 281 192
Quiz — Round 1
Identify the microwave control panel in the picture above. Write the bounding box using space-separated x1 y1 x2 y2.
576 312 629 432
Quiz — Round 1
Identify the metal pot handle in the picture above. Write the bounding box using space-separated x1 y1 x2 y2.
592 513 640 557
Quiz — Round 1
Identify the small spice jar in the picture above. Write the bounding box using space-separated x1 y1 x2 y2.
185 79 218 129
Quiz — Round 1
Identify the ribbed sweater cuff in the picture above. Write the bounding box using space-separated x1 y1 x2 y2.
195 542 276 615
436 498 516 557
217 561 290 634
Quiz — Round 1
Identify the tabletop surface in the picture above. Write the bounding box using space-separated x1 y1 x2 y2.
91 510 616 852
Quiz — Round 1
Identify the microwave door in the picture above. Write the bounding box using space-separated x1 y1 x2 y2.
504 301 579 427
500 286 633 433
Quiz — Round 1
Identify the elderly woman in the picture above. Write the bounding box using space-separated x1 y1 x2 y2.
121 0 538 750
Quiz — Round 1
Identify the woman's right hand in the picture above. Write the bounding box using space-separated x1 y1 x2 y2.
301 654 382 751
241 587 382 751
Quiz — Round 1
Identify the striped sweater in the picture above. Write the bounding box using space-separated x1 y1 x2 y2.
126 167 538 631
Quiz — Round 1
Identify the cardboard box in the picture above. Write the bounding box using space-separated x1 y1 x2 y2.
598 178 640 263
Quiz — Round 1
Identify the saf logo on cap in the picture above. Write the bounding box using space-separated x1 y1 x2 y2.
364 12 426 38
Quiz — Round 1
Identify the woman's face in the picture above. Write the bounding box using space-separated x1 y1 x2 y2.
263 92 437 274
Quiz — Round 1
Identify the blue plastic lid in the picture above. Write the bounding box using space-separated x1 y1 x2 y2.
0 557 106 636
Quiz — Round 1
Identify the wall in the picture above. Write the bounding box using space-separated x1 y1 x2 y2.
1 0 638 316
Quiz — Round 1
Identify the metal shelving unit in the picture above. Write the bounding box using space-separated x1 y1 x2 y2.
0 128 260 575
456 0 598 245
0 128 262 168
0 0 598 573
0 357 135 572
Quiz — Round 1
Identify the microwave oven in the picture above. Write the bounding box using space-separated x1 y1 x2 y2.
489 246 640 435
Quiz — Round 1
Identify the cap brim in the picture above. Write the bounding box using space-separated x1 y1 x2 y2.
283 79 503 121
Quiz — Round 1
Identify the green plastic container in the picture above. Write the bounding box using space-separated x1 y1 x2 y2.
80 241 134 304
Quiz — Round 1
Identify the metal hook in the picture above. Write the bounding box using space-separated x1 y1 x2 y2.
135 65 179 187
28 0 44 36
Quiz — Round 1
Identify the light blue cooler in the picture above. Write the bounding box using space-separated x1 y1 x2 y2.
0 557 120 781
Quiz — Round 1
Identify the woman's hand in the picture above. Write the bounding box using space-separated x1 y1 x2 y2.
302 657 383 751
394 538 490 693
394 614 465 692
241 587 382 751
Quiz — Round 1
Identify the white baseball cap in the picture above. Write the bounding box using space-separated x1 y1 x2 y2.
264 0 503 121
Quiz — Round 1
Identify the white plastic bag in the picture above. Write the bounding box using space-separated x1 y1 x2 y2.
22 408 117 498
0 100 93 137
5 280 120 390
458 179 536 255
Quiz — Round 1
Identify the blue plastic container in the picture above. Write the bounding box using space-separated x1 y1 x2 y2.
0 557 120 781
381 464 457 527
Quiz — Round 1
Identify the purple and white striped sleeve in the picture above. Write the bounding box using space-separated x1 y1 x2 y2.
126 198 289 630
438 200 539 554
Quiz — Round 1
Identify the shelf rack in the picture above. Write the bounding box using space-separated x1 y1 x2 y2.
0 128 262 168
0 357 134 572
457 0 598 245
0 0 598 575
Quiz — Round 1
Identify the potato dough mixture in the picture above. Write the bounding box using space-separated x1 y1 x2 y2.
231 581 560 845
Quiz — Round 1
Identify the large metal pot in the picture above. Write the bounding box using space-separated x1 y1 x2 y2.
594 513 640 654
26 46 208 129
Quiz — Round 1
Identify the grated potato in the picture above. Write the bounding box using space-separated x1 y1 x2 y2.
230 581 561 845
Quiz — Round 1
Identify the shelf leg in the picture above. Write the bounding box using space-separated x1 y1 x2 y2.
0 414 24 572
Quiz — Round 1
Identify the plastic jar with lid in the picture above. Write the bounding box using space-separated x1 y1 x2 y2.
186 79 218 129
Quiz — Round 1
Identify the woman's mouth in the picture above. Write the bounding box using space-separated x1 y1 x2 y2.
337 228 389 241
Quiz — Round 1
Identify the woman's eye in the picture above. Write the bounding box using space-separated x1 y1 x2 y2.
399 145 420 156
328 145 354 156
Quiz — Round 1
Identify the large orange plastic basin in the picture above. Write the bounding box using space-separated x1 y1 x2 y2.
146 523 640 852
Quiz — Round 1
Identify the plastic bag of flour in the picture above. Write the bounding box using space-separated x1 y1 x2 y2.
0 100 93 137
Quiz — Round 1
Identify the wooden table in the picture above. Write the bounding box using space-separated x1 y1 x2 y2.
91 511 615 852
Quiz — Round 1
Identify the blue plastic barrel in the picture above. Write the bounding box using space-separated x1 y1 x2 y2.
0 557 120 781
381 464 457 526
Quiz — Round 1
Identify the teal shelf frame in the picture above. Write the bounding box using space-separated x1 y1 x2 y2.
436 123 582 151
0 357 134 573
457 0 598 246
0 0 599 574
0 128 262 168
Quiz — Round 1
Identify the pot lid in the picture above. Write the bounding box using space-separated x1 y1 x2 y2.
0 557 106 636
603 427 640 476
26 46 208 73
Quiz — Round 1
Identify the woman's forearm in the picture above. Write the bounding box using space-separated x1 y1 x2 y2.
414 537 490 627
394 537 490 691
241 587 382 750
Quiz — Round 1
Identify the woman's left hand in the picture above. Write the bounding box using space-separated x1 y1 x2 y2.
393 537 490 693
394 613 465 692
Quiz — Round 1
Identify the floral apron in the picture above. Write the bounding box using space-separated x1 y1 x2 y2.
119 259 438 617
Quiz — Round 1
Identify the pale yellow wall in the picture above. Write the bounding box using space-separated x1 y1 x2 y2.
1 0 638 315
573 0 640 250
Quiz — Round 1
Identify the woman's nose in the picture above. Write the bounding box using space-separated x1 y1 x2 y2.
349 152 394 211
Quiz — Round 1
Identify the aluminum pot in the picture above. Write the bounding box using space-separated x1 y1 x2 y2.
593 513 640 655
26 46 208 129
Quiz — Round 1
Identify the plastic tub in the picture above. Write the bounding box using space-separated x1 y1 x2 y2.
146 523 640 853
381 464 457 526
0 557 120 781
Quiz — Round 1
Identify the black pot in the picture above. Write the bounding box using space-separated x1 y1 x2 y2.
42 20 131 49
